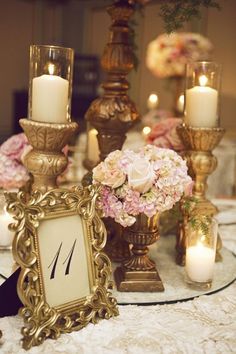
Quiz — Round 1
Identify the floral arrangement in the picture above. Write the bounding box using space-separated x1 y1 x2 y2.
146 32 213 78
147 117 184 152
142 109 173 128
0 133 30 190
92 145 193 227
0 133 70 190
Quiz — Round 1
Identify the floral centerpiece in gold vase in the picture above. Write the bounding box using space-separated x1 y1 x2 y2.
92 145 192 292
146 32 213 115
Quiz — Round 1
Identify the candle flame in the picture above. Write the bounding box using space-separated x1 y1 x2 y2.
48 63 55 75
142 126 151 136
148 93 159 104
90 128 98 136
199 75 208 87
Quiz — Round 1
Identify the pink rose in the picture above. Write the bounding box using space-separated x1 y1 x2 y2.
147 118 178 141
165 128 184 151
93 162 126 189
152 136 172 149
105 169 126 189
147 118 183 152
128 159 155 193
0 133 29 162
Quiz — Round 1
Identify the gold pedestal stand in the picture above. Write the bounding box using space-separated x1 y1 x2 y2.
19 119 78 192
176 125 225 265
84 0 139 262
114 213 164 292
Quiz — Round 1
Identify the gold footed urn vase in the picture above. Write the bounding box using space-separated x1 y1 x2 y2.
114 213 164 292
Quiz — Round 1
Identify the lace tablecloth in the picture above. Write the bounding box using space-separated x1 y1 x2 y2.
0 199 236 354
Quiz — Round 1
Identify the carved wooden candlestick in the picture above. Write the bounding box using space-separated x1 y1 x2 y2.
85 0 139 262
176 125 225 265
20 119 78 192
114 213 164 292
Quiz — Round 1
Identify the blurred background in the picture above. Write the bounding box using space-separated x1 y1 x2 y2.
0 0 236 142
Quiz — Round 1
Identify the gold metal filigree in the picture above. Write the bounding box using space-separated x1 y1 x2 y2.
20 118 78 192
6 185 118 350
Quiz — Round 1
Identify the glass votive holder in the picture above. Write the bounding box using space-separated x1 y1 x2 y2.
0 192 13 250
184 61 222 128
185 217 218 289
28 44 74 124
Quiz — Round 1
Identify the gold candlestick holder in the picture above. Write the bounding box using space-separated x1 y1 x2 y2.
176 125 225 265
20 118 78 192
84 0 139 262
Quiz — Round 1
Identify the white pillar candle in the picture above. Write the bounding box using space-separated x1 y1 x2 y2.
87 128 100 162
186 243 215 283
185 75 218 127
0 211 13 248
32 74 69 123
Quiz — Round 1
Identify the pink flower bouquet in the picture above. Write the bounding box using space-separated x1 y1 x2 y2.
92 145 193 227
0 133 30 190
146 32 213 78
147 117 184 152
0 133 70 190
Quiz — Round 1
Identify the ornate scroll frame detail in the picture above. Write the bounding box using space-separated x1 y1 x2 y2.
6 185 118 350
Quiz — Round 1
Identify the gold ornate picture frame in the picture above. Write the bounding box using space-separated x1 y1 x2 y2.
6 185 118 350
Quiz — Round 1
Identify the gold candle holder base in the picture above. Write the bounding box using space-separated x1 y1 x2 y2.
20 119 78 192
114 267 164 292
176 125 225 265
114 213 164 292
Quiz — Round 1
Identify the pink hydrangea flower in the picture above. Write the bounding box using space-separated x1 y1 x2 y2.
93 144 192 227
0 153 29 190
0 133 29 162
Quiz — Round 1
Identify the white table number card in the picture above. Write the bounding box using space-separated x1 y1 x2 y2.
6 186 118 350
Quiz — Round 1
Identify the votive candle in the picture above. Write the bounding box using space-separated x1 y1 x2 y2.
185 217 218 288
186 243 215 283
